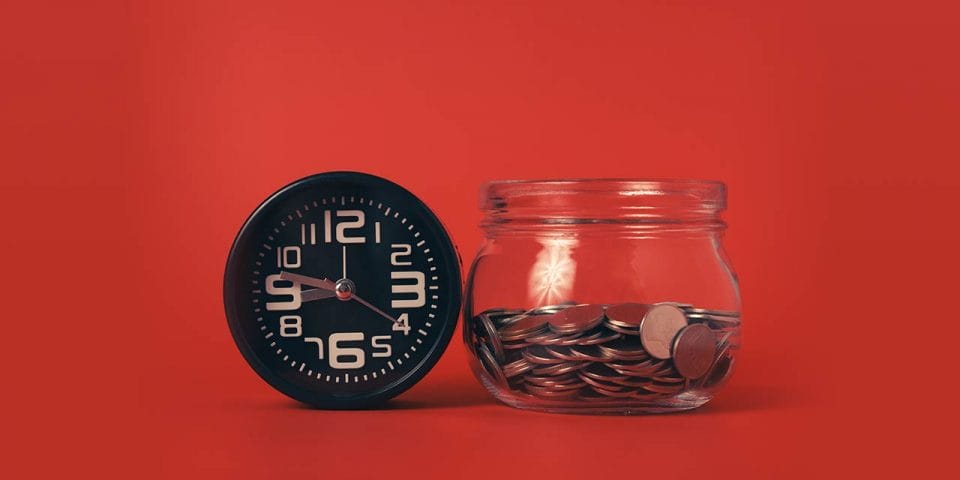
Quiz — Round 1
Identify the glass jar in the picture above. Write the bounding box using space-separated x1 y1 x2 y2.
463 179 741 414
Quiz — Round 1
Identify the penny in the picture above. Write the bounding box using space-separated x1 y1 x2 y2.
499 315 548 341
703 353 735 387
639 304 688 359
477 344 507 386
604 303 649 328
672 323 717 379
502 358 534 378
477 313 506 363
521 346 566 365
548 304 606 334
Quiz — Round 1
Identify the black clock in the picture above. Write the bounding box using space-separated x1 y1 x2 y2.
224 172 462 408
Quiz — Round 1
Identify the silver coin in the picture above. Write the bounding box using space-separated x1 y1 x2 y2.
548 304 606 334
672 323 717 379
639 304 688 359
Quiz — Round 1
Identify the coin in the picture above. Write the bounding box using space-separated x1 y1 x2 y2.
502 358 533 378
672 323 717 379
521 346 567 365
525 383 582 399
488 309 527 327
528 303 576 316
639 303 688 359
471 302 738 405
703 353 735 387
575 331 623 345
532 361 588 376
499 315 549 341
604 303 649 328
548 304 606 334
597 341 648 361
477 313 506 363
682 307 740 318
477 344 507 386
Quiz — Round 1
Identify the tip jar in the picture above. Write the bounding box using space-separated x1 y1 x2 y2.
463 179 741 414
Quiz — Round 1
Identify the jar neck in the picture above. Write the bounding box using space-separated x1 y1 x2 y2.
480 179 727 239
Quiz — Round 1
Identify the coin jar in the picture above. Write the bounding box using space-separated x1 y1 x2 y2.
463 179 741 414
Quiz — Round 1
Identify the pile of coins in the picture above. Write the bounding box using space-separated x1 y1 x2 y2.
468 302 739 402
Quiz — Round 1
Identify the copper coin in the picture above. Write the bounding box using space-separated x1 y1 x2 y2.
477 313 506 363
502 358 533 378
499 314 548 341
604 303 649 328
639 304 688 359
477 344 507 386
525 384 581 399
575 331 623 345
548 304 606 334
672 323 717 379
521 346 566 365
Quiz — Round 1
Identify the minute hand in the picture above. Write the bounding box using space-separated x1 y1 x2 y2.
350 294 399 325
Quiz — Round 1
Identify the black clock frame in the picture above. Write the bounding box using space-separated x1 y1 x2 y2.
223 171 462 408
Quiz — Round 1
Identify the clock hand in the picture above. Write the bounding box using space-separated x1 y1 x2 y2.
350 294 400 325
278 271 336 291
301 288 338 302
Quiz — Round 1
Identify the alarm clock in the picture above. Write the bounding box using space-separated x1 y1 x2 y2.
224 172 462 408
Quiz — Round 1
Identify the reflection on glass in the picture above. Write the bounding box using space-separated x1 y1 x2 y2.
527 237 578 305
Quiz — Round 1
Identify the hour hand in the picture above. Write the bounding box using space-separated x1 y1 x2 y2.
301 288 337 302
279 271 336 291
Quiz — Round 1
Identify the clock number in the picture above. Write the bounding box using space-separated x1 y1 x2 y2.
276 246 301 269
392 313 411 336
371 335 392 357
304 337 323 359
279 315 302 337
391 271 425 308
265 274 301 311
301 210 371 245
390 244 412 266
329 332 365 369
336 210 366 244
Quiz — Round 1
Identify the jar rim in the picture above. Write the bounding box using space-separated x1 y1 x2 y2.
479 178 726 233
481 178 726 208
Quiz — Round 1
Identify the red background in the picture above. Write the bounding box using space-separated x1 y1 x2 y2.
2 1 958 478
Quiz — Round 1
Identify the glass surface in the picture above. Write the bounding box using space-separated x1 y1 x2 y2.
463 179 741 414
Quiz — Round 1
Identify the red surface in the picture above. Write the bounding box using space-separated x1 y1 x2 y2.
2 1 958 478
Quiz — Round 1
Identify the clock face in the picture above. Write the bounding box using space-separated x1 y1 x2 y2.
224 172 462 408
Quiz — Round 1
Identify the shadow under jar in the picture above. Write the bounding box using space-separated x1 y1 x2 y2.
463 179 741 414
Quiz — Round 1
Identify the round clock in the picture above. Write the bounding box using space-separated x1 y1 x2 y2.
224 172 462 408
